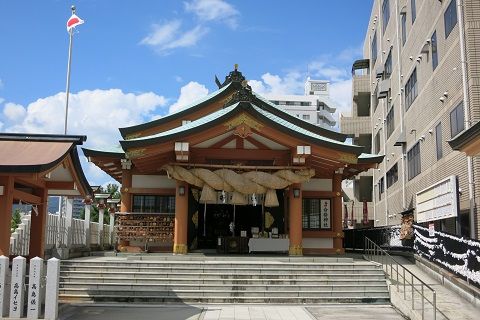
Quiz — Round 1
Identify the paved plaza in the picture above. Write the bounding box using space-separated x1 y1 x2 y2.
58 304 406 320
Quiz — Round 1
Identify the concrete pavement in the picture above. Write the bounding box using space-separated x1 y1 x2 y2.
58 304 406 320
389 256 480 320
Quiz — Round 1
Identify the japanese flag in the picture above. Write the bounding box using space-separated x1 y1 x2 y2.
67 14 84 32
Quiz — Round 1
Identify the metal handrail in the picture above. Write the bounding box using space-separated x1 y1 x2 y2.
364 237 437 320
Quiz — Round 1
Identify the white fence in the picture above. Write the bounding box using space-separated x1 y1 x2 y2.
9 213 113 256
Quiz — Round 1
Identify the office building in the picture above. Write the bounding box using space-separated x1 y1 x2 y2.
341 0 480 238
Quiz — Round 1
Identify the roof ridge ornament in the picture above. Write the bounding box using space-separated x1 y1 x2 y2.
224 83 255 107
216 64 246 88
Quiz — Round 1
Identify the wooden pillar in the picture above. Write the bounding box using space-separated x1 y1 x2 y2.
0 176 14 256
173 181 188 254
333 173 344 254
30 187 48 259
120 169 132 213
288 184 303 256
119 169 132 249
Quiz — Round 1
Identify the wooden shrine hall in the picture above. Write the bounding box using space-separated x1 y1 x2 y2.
83 66 383 255
0 133 92 258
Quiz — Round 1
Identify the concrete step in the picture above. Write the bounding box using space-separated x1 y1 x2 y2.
59 276 386 286
60 271 386 280
60 289 389 298
59 293 390 304
59 283 388 292
59 266 380 275
59 258 389 304
124 255 355 263
60 260 369 267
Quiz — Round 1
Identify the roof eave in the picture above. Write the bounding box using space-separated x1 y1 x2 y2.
121 101 364 156
82 147 125 159
119 82 236 139
0 133 86 144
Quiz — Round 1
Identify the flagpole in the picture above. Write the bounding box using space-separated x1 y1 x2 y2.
64 5 75 135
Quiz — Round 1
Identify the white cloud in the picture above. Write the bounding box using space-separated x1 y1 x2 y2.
330 79 353 117
165 25 209 50
141 20 209 54
0 121 3 131
309 61 349 82
0 97 5 104
249 72 304 96
3 102 26 121
6 89 167 149
0 78 3 89
140 20 181 47
175 75 183 82
185 0 239 29
169 81 209 114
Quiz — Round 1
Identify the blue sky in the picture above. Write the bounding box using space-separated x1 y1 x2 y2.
0 0 373 186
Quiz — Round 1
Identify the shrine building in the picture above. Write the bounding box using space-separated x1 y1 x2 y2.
83 67 383 255
0 133 91 258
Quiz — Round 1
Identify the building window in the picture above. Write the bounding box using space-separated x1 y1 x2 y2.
302 114 310 120
384 50 393 79
132 195 175 213
405 68 418 110
436 122 443 160
286 101 295 106
432 31 438 70
378 177 385 200
302 198 331 230
401 14 407 46
450 102 465 138
374 129 382 154
411 0 416 23
371 32 378 65
386 105 395 138
407 142 421 180
444 0 458 38
382 0 390 32
300 101 311 106
387 163 398 188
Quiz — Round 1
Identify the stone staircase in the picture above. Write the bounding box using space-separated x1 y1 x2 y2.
59 256 390 304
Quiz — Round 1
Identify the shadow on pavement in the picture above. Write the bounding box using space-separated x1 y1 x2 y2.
59 304 203 320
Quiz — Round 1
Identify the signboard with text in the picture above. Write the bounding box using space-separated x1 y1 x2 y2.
416 176 458 223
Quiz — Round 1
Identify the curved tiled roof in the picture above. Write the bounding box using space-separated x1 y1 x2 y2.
0 133 92 195
119 82 234 139
120 101 366 156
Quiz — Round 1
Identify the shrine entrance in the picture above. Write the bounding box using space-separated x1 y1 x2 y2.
192 190 287 251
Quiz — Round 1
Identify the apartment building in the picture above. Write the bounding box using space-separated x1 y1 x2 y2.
267 79 337 129
341 0 480 239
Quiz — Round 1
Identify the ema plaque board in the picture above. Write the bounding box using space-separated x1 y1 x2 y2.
416 176 458 223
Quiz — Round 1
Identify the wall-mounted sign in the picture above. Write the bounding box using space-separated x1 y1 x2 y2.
320 199 331 229
416 176 458 223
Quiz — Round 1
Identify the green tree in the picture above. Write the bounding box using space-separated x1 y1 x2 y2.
11 209 22 233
